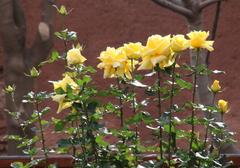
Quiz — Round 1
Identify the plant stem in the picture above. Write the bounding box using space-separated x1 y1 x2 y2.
157 69 163 160
130 59 138 137
168 62 176 166
220 112 223 123
130 58 139 165
203 94 216 149
80 121 87 167
71 120 77 165
189 49 200 153
35 102 48 168
83 103 99 165
117 77 124 127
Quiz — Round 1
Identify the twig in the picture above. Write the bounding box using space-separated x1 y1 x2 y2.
200 0 224 10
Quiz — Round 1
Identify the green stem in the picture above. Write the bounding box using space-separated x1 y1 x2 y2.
130 59 138 136
117 77 124 127
80 121 87 167
35 102 48 168
157 69 163 160
203 94 216 149
221 112 223 123
168 62 176 166
130 58 139 165
189 49 200 153
71 120 77 165
83 103 98 165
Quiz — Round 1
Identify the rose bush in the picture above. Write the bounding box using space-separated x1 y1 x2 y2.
5 5 236 168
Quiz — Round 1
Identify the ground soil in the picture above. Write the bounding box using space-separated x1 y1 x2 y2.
0 0 240 153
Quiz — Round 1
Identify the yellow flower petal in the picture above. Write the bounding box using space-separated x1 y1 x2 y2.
52 94 72 113
187 31 214 51
211 80 221 93
171 35 189 52
66 48 87 66
138 35 172 70
53 74 78 92
218 99 229 113
123 42 143 59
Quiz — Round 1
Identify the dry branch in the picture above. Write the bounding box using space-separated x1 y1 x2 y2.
200 0 224 9
152 0 193 18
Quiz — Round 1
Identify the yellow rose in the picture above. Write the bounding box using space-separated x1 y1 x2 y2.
120 59 138 79
218 99 229 113
53 74 78 92
171 35 189 52
123 42 143 59
138 35 173 70
97 47 134 79
52 94 72 113
66 48 87 66
187 31 214 51
211 80 221 93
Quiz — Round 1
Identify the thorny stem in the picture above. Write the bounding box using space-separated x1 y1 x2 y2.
203 93 216 149
157 69 163 160
80 122 87 167
168 62 176 166
35 102 48 168
189 49 200 153
83 103 99 165
71 120 78 165
130 58 139 165
60 14 68 55
199 94 216 168
117 77 124 127
130 59 138 136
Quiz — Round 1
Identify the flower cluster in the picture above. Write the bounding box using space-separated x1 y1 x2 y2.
51 46 87 113
210 80 229 113
97 30 214 78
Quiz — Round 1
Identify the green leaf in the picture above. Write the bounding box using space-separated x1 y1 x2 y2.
11 162 24 168
175 78 192 90
144 71 156 77
48 164 57 168
53 5 72 16
39 50 60 66
54 29 77 41
25 67 40 78
23 147 37 156
4 85 15 93
212 70 225 74
7 135 22 141
134 74 144 81
129 80 147 88
59 5 68 15
40 120 49 128
96 135 109 147
196 64 211 75
52 118 65 132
